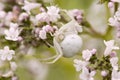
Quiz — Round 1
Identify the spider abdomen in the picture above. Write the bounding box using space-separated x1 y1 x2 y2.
60 34 82 57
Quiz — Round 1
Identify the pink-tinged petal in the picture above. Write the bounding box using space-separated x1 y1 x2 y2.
10 23 18 28
104 47 112 57
10 50 15 55
108 2 114 8
101 70 108 77
10 62 17 71
82 49 92 61
104 40 114 47
73 59 88 72
39 30 47 39
90 71 96 77
4 46 9 51
110 57 119 70
1 54 7 61
104 40 119 56
42 25 53 32
4 30 9 35
7 54 12 61
112 69 120 80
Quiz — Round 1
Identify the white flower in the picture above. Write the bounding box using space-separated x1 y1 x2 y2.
42 25 53 32
112 69 120 80
108 2 114 8
82 49 93 61
104 40 119 57
80 67 96 80
101 70 108 77
0 46 15 61
0 11 6 20
10 62 17 71
73 59 89 72
4 23 21 41
5 12 14 26
69 9 82 16
47 6 60 22
115 10 120 21
108 17 120 27
9 22 18 28
18 12 29 21
22 0 41 14
39 30 47 39
35 12 50 23
110 57 119 70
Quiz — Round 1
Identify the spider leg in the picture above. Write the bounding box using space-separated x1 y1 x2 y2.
43 38 63 64
39 55 58 61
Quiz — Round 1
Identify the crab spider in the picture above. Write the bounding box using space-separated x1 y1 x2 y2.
41 19 83 64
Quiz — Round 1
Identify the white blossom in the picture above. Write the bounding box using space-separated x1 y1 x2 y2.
9 22 19 28
108 8 120 27
73 59 89 72
108 17 120 27
82 49 93 61
35 12 50 23
42 25 53 32
4 23 21 41
108 2 114 8
22 0 41 14
110 57 119 70
112 69 120 80
10 62 17 71
4 12 14 26
39 30 47 39
0 46 15 61
0 11 6 20
101 70 108 77
115 10 120 21
18 12 29 21
104 40 119 57
47 6 60 22
80 67 96 80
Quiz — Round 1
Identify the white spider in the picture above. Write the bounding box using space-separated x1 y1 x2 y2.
41 19 83 64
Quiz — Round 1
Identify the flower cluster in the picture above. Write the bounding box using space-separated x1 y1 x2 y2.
74 40 120 80
0 0 84 49
108 1 120 38
0 0 84 79
0 46 17 79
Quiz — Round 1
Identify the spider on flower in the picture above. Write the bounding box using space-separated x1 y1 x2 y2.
40 19 83 64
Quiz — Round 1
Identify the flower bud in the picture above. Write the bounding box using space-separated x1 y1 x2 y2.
101 70 107 77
